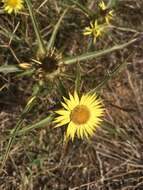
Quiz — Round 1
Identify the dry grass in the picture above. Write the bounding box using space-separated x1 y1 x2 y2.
0 0 143 189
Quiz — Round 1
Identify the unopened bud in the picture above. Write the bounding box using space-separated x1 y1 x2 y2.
19 63 32 69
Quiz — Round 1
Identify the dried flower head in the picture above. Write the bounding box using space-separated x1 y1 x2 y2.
33 48 64 81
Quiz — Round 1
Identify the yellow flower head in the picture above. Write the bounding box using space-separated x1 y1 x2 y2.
54 91 104 141
2 0 24 14
99 1 114 24
83 20 105 43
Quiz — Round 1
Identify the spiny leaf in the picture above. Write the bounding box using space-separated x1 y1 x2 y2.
69 0 93 17
90 59 128 93
17 114 53 135
25 0 46 56
47 8 68 51
0 65 22 74
15 69 35 77
63 38 138 64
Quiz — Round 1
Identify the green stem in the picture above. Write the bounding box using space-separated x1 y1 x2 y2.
25 0 46 56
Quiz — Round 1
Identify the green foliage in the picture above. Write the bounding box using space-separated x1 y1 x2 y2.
0 65 22 74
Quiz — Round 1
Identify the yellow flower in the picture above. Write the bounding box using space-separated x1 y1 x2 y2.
2 0 24 14
99 1 113 24
83 20 105 43
54 91 104 141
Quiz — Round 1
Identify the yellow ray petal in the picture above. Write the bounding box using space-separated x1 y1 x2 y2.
54 117 70 127
69 92 79 106
66 122 77 141
55 109 70 116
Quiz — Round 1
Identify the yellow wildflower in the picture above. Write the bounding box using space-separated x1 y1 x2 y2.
83 20 105 43
54 91 104 141
99 1 114 24
2 0 24 14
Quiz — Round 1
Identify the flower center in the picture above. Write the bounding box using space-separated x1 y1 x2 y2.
40 56 59 73
70 105 90 125
7 0 19 7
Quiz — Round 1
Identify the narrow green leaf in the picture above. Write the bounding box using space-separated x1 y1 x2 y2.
15 68 35 77
17 114 53 135
69 0 93 17
25 0 46 56
47 8 68 51
0 119 23 172
90 59 128 93
0 65 22 74
63 38 137 64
